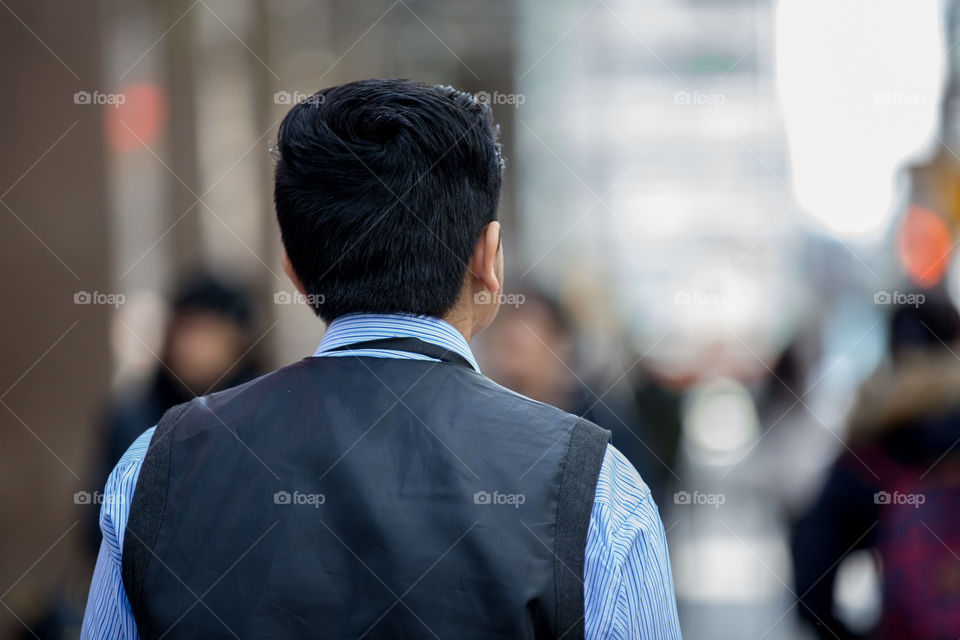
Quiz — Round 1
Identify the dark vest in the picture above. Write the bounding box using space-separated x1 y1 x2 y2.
122 339 610 639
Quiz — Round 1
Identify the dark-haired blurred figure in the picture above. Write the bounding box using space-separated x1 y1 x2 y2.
87 274 263 554
479 289 681 501
24 275 264 639
793 296 960 639
100 274 263 485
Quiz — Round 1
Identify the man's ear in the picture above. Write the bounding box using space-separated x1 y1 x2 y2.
470 221 501 294
281 246 308 296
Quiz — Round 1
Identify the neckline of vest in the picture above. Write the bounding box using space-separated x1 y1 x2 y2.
320 336 475 370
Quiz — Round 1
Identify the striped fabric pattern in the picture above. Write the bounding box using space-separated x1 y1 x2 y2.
310 312 482 372
82 425 154 639
81 313 681 639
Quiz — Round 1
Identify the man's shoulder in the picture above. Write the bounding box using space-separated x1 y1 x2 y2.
158 360 313 425
590 444 659 563
115 425 156 471
100 425 157 552
469 374 603 425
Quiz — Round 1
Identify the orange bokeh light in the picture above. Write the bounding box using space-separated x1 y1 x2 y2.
897 205 952 287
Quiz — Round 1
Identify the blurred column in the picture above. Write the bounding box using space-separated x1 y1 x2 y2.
0 0 111 635
159 0 203 273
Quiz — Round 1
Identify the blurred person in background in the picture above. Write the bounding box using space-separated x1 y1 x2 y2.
87 273 263 552
81 79 681 639
479 287 681 501
793 295 960 639
622 356 684 505
100 273 262 477
26 274 263 640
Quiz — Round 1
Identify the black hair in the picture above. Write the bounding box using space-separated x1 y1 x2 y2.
273 78 504 322
171 272 254 329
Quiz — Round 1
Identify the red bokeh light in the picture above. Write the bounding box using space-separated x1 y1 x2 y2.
104 83 167 153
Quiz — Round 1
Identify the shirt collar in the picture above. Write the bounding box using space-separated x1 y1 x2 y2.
314 313 480 372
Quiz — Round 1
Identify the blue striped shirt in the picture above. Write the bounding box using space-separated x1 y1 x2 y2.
81 313 681 639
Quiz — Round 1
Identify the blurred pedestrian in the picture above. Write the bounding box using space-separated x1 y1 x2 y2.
87 274 263 553
793 296 960 639
100 273 262 476
480 287 681 500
